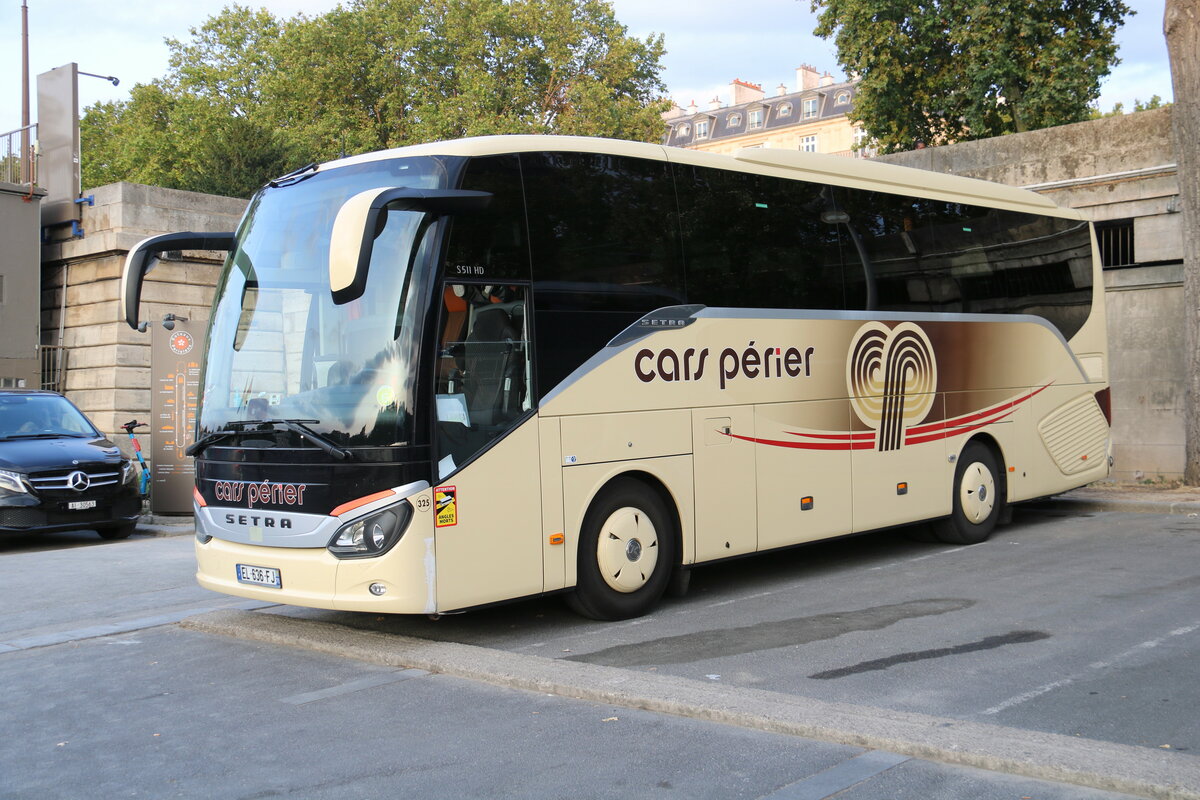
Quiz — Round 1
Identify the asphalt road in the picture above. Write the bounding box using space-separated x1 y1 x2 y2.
1 504 1196 799
267 506 1200 755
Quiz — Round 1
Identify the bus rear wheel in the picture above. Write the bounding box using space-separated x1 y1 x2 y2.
932 442 1003 545
567 478 676 620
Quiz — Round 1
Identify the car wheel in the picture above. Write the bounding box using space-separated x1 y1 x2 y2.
566 478 676 620
97 522 137 540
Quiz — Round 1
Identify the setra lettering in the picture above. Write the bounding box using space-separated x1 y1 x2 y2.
224 513 293 529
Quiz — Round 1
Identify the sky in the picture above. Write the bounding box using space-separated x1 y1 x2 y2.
0 0 1175 137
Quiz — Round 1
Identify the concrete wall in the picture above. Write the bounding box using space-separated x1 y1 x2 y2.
0 181 45 387
879 108 1184 481
40 182 247 457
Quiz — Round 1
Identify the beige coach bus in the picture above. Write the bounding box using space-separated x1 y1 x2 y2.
121 135 1110 620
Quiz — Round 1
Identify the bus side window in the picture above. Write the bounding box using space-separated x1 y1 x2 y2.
522 151 684 398
443 154 530 282
677 166 848 311
435 284 532 479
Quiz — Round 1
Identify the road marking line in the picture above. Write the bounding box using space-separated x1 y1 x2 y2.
706 590 776 609
982 677 1076 716
868 548 960 571
280 669 429 705
983 622 1200 715
759 751 911 800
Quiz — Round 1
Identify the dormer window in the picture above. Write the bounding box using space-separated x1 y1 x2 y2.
748 109 764 129
677 124 690 138
695 120 709 139
778 102 793 118
835 91 851 105
802 97 819 119
728 113 742 127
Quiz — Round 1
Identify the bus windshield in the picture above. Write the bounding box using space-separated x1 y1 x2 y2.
200 155 466 446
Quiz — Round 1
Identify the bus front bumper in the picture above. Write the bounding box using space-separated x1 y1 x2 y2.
195 533 437 615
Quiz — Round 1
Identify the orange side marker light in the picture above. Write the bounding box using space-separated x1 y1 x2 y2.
549 533 566 546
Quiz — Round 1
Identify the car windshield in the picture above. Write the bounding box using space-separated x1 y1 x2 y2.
200 155 466 446
0 395 99 439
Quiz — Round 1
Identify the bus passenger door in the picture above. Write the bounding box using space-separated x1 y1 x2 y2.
693 408 757 561
431 284 544 611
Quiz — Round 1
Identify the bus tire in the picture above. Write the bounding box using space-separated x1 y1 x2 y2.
566 478 676 620
932 442 1003 545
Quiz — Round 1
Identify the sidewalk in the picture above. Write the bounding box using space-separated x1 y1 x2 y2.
136 513 195 536
1040 481 1200 516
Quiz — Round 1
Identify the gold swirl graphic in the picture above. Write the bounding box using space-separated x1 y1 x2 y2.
847 322 937 451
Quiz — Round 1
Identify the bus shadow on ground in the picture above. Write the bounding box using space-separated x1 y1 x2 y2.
260 520 1008 645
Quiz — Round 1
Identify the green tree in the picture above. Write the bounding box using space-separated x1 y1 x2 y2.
812 0 1132 153
1089 95 1170 119
80 0 667 196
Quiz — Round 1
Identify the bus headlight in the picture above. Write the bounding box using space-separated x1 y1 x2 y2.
327 500 413 559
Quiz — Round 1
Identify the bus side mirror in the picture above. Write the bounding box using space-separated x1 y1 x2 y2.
329 187 491 305
121 231 236 330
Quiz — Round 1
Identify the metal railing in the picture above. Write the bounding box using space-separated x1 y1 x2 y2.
1 123 38 187
1097 219 1136 269
40 344 66 393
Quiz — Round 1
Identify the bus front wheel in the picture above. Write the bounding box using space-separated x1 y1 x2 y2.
932 442 1003 545
567 478 676 620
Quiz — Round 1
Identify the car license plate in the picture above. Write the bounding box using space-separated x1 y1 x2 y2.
68 500 97 510
236 564 282 589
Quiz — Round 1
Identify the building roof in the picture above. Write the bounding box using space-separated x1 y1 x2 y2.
664 79 859 147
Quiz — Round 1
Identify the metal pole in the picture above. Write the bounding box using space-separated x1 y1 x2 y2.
20 0 31 184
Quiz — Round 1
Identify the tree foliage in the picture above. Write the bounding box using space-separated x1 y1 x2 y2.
81 0 667 196
1090 95 1170 119
811 0 1133 153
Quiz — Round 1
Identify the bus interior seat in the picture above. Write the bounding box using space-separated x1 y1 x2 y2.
463 302 524 427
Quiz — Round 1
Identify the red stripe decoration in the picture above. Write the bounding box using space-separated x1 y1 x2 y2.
721 382 1052 452
727 433 876 451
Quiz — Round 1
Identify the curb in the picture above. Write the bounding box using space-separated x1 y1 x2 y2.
135 515 194 537
1032 495 1200 517
182 609 1200 800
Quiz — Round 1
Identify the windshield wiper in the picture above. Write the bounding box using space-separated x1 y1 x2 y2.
268 163 318 188
2 432 82 440
185 418 352 460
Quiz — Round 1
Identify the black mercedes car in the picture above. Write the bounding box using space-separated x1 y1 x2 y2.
0 390 142 539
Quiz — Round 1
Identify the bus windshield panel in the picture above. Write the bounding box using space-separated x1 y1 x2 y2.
200 156 466 446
